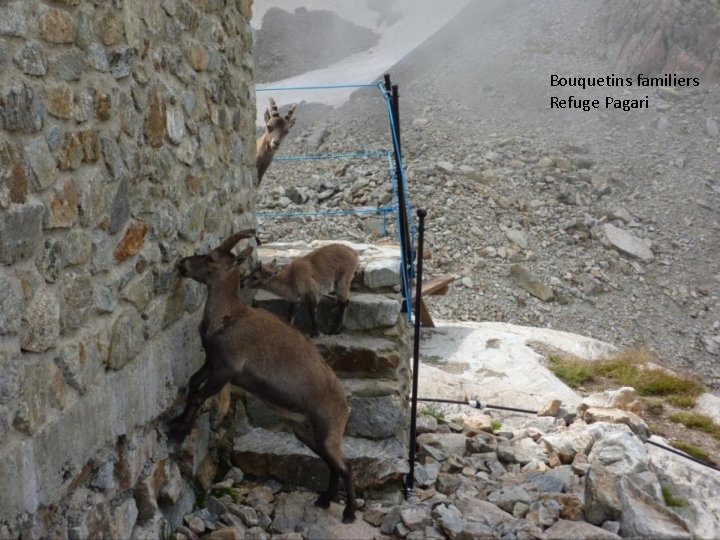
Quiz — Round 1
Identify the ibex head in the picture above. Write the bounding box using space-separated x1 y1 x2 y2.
178 230 255 284
240 259 280 289
263 97 296 151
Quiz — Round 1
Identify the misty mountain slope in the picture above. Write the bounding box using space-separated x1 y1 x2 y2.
257 0 720 387
254 7 380 83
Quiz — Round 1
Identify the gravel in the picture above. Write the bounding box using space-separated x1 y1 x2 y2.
255 0 720 388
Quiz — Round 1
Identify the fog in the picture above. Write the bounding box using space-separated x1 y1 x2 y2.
251 0 720 403
252 0 472 121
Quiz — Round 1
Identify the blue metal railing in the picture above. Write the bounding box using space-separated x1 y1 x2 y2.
256 79 414 319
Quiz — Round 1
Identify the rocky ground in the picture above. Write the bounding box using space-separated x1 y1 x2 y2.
255 0 720 389
176 391 719 540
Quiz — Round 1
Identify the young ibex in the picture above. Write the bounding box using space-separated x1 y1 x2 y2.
256 97 296 186
169 231 356 523
242 244 359 338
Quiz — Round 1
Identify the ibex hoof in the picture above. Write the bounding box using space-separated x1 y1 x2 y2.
342 509 356 524
314 495 331 509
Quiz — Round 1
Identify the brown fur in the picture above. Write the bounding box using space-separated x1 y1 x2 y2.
169 231 356 523
256 97 296 186
242 244 359 337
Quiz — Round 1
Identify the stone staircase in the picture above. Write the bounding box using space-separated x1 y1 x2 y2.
232 241 412 493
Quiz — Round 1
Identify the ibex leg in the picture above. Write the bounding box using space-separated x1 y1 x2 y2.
311 422 356 523
287 302 298 325
331 272 353 335
307 298 320 337
331 299 349 335
169 364 230 442
169 362 210 432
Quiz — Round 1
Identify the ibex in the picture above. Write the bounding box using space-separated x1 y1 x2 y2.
256 97 296 186
169 231 356 523
242 244 359 338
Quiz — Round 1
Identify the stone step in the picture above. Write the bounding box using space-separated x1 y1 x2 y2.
252 290 402 334
233 427 409 492
313 333 410 379
246 378 408 440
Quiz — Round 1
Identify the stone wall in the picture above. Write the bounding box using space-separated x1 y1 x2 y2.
603 0 720 81
0 0 256 537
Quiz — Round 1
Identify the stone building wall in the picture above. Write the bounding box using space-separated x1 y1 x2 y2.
0 0 256 536
603 0 720 81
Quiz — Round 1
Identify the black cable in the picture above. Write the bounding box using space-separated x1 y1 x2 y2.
415 397 720 472
417 397 538 415
646 439 720 473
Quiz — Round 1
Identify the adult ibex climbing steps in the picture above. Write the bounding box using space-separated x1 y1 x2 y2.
169 230 356 522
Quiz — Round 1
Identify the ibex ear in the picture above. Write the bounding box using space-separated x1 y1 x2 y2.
218 229 256 253
234 246 253 265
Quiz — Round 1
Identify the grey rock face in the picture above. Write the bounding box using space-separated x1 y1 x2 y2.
0 2 28 37
363 258 401 289
346 394 404 439
0 268 23 335
0 201 45 264
344 293 402 330
618 476 691 540
13 42 48 76
588 430 648 475
1 83 45 133
107 308 145 370
545 519 621 540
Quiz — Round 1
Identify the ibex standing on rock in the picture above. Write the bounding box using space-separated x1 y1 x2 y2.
256 97 296 186
242 244 359 337
169 231 356 523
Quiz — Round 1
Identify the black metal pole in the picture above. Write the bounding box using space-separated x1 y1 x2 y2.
392 84 401 158
406 208 427 495
384 73 392 92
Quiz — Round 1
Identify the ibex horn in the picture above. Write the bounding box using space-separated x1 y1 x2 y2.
268 97 279 118
219 229 256 253
235 246 253 264
285 104 296 121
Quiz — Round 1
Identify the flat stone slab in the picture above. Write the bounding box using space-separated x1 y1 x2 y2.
603 223 654 263
233 427 408 491
510 265 554 302
417 321 616 412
